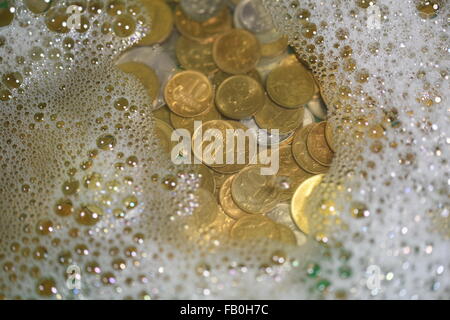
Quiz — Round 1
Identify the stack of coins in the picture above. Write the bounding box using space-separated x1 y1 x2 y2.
115 0 335 246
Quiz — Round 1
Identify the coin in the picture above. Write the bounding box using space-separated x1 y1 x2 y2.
325 120 337 152
219 175 249 220
292 124 329 174
215 75 265 119
231 165 279 214
212 69 262 88
260 35 288 58
306 122 334 166
192 188 219 226
164 70 213 117
291 174 324 234
152 105 172 125
192 120 233 167
174 5 232 43
213 29 261 74
139 0 174 45
117 61 160 103
254 97 304 135
230 215 280 241
266 203 307 246
180 0 225 22
266 64 315 108
175 36 218 75
197 164 216 194
154 118 176 154
276 224 297 245
170 103 222 135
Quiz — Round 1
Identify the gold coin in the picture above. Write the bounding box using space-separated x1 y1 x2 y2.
266 64 315 108
212 69 262 88
152 105 171 125
170 104 222 135
138 0 174 45
231 165 279 214
197 164 216 194
219 175 249 220
213 29 261 75
215 75 265 119
276 224 297 245
174 6 232 43
291 174 324 234
154 118 175 154
230 215 280 241
254 97 304 135
261 35 288 58
192 120 233 167
306 122 334 166
292 124 329 174
175 36 218 75
192 188 219 226
164 70 213 117
325 120 337 152
117 61 160 103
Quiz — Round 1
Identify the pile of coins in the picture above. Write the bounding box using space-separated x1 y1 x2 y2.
116 0 336 246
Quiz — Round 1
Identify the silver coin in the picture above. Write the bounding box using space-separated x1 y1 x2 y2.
240 118 293 147
307 94 327 120
180 0 225 22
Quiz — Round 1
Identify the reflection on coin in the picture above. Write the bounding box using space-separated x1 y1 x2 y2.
139 0 174 45
154 118 176 154
164 70 213 117
230 215 280 241
325 120 337 152
175 36 218 75
254 97 304 135
306 122 334 166
170 104 222 134
117 61 160 103
266 64 315 108
197 164 216 194
192 188 219 226
213 29 261 74
216 75 265 119
231 165 279 214
174 6 232 43
291 174 324 234
219 175 249 220
292 124 329 174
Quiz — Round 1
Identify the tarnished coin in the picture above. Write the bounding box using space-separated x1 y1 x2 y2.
192 188 219 226
192 120 234 167
230 215 280 241
266 64 315 108
292 124 329 174
306 122 334 166
139 0 174 45
175 36 218 75
216 75 265 119
219 175 249 220
231 165 279 214
213 29 261 74
174 5 232 43
170 104 222 135
325 120 337 152
254 97 304 135
117 61 160 103
261 35 288 58
164 70 213 117
291 174 324 234
154 118 176 154
197 164 216 194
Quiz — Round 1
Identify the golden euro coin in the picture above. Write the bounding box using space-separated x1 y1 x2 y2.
192 120 233 167
174 6 232 43
276 224 297 245
164 70 213 117
230 215 280 241
292 124 329 174
260 35 288 58
266 64 315 108
219 175 249 220
175 36 218 75
213 29 261 75
152 105 171 125
197 164 216 194
170 104 222 135
192 188 219 227
231 165 279 214
154 118 176 154
291 174 324 234
117 61 160 103
254 97 304 135
215 75 265 119
325 120 337 152
306 122 334 166
138 0 174 45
